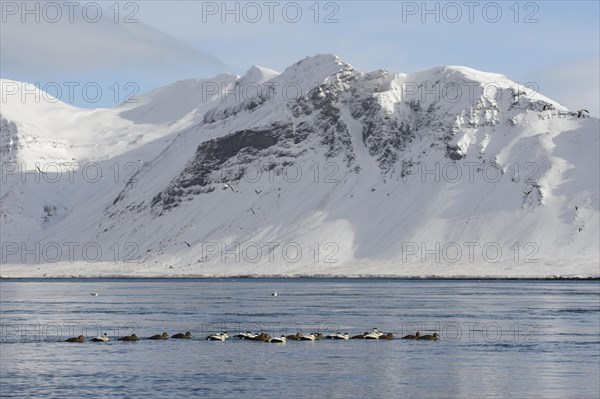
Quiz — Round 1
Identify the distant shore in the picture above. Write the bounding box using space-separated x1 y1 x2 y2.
1 275 598 280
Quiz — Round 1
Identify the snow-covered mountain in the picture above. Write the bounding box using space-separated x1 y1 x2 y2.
1 55 598 277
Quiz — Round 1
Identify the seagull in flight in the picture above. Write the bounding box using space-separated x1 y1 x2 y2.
223 183 236 193
249 208 256 215
254 190 262 195
184 241 191 248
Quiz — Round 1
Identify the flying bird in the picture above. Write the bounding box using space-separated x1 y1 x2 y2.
254 190 262 195
524 190 532 195
223 183 236 192
184 241 191 248
35 165 46 174
249 208 256 215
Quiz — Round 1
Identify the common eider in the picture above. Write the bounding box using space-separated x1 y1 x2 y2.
149 332 169 340
172 332 192 339
65 335 85 343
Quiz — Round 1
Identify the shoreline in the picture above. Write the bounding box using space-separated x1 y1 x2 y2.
1 275 598 281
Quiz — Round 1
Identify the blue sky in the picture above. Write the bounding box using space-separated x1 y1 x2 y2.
1 1 598 114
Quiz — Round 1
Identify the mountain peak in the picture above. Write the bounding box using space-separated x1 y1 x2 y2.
242 65 280 84
274 54 354 94
287 53 351 72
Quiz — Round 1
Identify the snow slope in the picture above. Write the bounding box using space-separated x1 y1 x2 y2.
1 55 598 278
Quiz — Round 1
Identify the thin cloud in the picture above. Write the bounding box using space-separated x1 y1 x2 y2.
1 11 224 79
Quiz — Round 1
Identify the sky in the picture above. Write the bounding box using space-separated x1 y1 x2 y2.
1 0 599 114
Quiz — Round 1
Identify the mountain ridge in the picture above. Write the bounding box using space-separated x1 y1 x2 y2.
1 54 598 278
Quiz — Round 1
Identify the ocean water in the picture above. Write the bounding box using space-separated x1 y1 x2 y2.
0 279 598 398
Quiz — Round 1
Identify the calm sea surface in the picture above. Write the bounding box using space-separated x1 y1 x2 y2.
1 279 599 398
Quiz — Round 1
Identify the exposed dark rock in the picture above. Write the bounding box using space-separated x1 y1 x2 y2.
151 122 309 213
446 144 465 160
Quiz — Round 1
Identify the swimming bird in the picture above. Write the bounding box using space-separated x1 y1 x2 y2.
249 333 271 342
351 332 368 339
299 333 317 341
89 292 98 296
149 332 169 340
172 332 192 339
363 328 384 340
286 333 301 340
326 332 350 340
91 333 109 342
271 291 277 297
119 334 139 341
364 332 380 340
65 335 85 342
269 336 287 343
419 333 439 341
207 332 229 341
401 332 421 340
379 333 394 340
235 332 258 339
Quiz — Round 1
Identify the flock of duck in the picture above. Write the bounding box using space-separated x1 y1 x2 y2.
65 329 439 343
